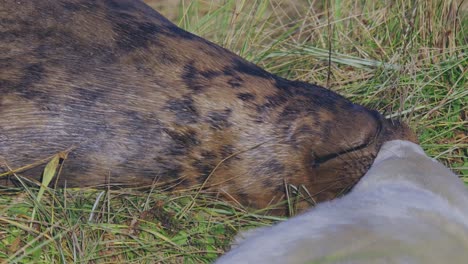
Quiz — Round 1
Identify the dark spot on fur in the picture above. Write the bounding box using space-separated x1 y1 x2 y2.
262 177 277 189
16 64 46 100
158 165 183 179
256 93 289 113
201 151 217 160
253 116 265 124
274 184 285 194
61 2 82 11
73 87 105 107
181 61 205 91
192 150 218 181
62 2 99 11
207 108 232 130
227 77 243 88
182 62 196 79
192 161 215 182
265 93 289 106
285 82 345 111
200 70 221 79
113 17 196 44
103 0 135 9
231 57 270 78
120 110 163 137
178 178 193 188
151 158 184 181
222 67 244 88
163 128 200 156
222 68 235 76
114 20 163 51
23 64 44 86
166 24 195 40
235 191 250 205
220 145 236 158
158 52 177 64
274 76 291 90
264 159 285 174
277 103 305 123
251 159 285 183
165 96 199 124
237 93 256 101
32 29 117 67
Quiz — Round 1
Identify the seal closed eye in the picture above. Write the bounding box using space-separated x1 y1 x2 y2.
311 109 384 167
0 0 416 213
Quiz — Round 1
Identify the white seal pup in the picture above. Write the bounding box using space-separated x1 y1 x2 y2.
216 140 468 264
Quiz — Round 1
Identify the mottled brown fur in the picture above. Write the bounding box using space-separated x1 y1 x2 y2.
0 0 416 211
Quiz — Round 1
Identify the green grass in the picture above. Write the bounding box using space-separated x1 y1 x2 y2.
1 0 467 263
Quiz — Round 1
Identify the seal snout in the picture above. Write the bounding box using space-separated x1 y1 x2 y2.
379 117 418 144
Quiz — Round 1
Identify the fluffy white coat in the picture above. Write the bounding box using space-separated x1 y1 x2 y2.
216 140 468 264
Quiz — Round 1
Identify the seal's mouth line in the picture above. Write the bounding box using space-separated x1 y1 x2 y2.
313 112 384 167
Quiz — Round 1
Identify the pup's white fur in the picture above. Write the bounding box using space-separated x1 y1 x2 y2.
216 140 468 264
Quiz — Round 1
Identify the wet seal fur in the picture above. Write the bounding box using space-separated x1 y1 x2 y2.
216 140 468 264
1 0 415 211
